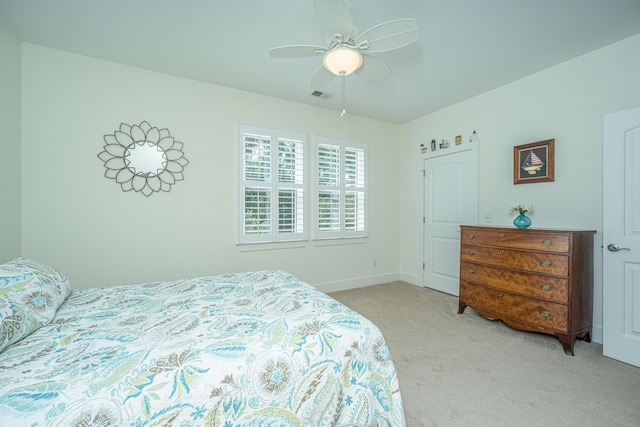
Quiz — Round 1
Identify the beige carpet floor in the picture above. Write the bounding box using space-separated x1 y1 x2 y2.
329 282 640 427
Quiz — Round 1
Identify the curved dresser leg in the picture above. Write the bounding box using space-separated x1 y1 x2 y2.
557 334 575 356
458 300 467 314
578 330 592 343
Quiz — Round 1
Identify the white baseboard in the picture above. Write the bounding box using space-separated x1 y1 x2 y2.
398 272 421 287
313 272 423 293
313 272 403 294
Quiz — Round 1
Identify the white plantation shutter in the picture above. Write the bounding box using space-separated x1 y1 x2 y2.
315 136 367 239
238 124 306 244
277 135 305 234
317 143 341 233
344 146 366 233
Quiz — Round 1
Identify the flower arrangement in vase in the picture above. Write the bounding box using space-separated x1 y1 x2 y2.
509 203 534 228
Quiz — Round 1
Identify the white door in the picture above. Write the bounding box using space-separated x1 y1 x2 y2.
603 106 640 368
423 146 478 295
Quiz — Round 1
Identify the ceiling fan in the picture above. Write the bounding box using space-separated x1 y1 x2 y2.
269 0 420 116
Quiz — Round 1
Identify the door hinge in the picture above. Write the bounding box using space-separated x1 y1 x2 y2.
423 217 426 224
422 169 425 177
422 262 425 270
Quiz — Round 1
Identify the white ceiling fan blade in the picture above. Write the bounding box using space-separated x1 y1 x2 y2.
269 45 327 58
309 66 336 90
315 0 354 45
355 54 392 84
354 18 420 53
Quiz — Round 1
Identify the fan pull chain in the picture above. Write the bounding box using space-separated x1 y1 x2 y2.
340 71 346 117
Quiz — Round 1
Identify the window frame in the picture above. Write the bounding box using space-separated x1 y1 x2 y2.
237 123 307 245
313 136 368 241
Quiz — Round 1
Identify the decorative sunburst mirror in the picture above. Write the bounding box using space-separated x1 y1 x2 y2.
98 121 189 196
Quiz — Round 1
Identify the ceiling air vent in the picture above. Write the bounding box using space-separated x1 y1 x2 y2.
311 90 332 100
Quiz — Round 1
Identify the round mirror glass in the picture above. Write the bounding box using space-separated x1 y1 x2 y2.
126 142 166 176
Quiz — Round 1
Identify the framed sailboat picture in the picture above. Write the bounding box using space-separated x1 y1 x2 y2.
513 139 555 184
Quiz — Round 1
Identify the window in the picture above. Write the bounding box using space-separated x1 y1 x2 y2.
314 136 367 239
238 124 306 244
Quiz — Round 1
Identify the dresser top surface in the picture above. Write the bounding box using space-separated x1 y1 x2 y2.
460 225 596 234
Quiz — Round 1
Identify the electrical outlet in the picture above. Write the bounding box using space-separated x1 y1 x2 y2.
484 212 492 223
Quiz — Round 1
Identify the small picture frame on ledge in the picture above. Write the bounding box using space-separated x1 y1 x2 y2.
514 139 555 184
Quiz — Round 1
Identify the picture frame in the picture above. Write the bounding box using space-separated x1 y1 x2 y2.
513 138 555 184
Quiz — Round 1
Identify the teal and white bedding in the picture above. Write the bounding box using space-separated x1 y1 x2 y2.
0 259 405 426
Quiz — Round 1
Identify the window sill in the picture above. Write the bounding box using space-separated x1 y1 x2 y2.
312 237 367 247
237 240 307 252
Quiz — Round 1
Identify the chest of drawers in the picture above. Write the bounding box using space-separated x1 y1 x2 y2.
458 226 595 355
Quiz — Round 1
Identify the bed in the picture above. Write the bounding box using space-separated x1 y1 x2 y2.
0 258 405 426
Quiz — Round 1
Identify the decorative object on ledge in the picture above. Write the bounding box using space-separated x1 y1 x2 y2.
468 130 477 143
509 203 534 228
513 138 554 184
98 121 189 196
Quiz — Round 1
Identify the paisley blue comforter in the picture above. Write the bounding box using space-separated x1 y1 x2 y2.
0 270 405 426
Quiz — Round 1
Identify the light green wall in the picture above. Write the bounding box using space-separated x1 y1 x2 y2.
20 43 402 290
400 34 640 342
0 22 21 262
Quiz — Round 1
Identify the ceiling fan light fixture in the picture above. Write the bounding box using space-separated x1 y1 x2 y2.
322 47 362 76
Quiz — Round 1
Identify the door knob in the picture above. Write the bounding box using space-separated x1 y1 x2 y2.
607 243 630 252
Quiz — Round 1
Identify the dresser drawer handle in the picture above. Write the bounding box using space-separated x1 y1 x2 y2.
467 268 474 274
499 233 505 238
468 250 475 256
540 284 552 291
540 260 552 267
468 233 475 240
498 292 504 297
541 239 552 246
539 311 551 318
499 269 504 275
467 289 473 296
499 249 504 255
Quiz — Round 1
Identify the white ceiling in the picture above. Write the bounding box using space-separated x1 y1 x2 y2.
1 0 639 124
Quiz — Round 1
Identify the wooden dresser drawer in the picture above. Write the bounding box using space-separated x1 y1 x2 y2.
460 261 569 303
460 243 569 276
460 281 568 332
460 228 570 253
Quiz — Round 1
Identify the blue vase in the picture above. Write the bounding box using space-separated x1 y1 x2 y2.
513 212 532 228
